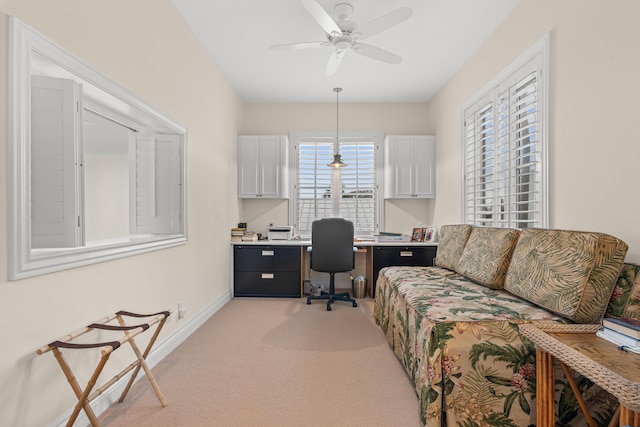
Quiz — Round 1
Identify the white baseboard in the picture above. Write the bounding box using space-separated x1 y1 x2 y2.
50 290 232 427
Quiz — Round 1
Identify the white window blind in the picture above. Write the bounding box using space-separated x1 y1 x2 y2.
463 35 548 229
292 133 381 236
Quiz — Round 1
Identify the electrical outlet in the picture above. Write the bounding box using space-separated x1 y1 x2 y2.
178 302 186 319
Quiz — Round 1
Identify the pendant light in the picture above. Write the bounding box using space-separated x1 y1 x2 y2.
327 87 347 168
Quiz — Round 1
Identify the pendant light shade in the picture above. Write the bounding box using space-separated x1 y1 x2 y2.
327 87 347 168
328 153 346 168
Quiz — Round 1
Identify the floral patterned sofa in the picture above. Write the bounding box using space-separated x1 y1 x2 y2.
374 224 639 426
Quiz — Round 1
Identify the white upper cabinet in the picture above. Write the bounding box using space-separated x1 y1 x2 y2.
384 135 435 199
238 135 289 198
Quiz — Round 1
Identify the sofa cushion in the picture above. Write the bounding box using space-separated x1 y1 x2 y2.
455 227 520 289
606 263 640 318
504 228 628 323
434 224 472 271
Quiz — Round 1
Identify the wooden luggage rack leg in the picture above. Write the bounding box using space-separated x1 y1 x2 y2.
37 310 171 427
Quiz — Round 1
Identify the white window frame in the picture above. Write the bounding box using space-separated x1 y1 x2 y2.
461 33 549 229
289 131 383 237
8 17 188 280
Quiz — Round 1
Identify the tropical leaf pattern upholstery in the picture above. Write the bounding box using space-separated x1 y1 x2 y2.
455 227 520 289
433 224 472 270
374 266 618 426
606 263 640 318
504 229 628 323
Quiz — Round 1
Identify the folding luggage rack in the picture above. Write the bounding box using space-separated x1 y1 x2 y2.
37 310 171 427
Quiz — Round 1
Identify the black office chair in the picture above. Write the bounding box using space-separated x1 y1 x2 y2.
306 218 358 311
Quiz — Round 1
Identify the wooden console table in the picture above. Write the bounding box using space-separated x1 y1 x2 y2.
520 323 640 427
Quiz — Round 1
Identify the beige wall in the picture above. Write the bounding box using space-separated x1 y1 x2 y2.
0 1 242 426
427 0 640 261
240 102 436 236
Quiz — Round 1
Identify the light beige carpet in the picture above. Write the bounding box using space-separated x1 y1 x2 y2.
99 298 422 426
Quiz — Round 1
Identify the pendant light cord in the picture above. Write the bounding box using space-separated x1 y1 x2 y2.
334 87 341 153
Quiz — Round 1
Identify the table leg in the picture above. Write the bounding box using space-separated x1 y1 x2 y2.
537 349 555 426
619 405 640 426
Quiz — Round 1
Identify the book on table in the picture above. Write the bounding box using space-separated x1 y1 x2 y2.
597 328 640 354
601 317 640 339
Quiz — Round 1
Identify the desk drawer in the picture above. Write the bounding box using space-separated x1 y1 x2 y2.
234 271 300 297
234 245 300 272
372 246 437 297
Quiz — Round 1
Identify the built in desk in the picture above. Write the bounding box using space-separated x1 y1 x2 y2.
231 240 438 298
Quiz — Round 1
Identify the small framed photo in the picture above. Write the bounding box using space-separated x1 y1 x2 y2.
411 227 424 241
423 227 436 242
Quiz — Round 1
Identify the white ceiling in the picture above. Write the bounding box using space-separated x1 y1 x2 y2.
171 0 520 103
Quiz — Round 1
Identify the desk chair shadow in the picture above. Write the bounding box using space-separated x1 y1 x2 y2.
306 218 358 311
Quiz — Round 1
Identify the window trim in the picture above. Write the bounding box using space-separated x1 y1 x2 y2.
461 33 550 229
8 17 188 280
289 131 383 237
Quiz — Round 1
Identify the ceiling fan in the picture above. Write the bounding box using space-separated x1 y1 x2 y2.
271 0 413 76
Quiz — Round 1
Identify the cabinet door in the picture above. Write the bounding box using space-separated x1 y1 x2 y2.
390 136 416 198
413 136 435 198
384 135 436 199
237 136 260 198
258 135 282 198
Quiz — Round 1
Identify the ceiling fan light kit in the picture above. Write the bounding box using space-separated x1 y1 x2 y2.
271 0 413 75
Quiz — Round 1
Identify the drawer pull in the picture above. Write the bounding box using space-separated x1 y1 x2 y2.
261 273 274 279
261 250 274 256
400 251 413 257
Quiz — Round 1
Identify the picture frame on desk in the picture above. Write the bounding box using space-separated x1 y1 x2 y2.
411 227 424 242
423 227 436 242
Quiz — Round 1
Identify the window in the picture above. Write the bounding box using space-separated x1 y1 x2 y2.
290 132 382 236
9 17 187 279
463 34 549 229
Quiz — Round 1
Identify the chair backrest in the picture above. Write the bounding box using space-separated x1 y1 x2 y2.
310 218 354 273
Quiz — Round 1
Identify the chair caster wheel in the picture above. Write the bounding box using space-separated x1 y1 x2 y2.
353 301 358 307
306 300 311 305
327 305 332 311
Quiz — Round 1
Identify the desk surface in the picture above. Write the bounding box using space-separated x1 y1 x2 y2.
231 240 438 247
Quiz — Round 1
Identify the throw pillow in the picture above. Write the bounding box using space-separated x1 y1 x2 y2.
504 228 628 323
434 224 472 271
455 227 520 289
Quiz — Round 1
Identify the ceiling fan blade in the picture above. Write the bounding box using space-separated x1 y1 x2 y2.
352 42 402 65
351 7 413 40
302 0 342 37
325 49 346 76
270 41 329 51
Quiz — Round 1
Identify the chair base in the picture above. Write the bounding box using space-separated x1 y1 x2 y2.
307 290 358 311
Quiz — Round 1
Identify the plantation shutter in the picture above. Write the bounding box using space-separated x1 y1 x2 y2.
339 141 376 234
464 42 545 229
506 71 541 228
30 75 85 248
295 137 377 235
131 133 182 234
465 101 495 227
